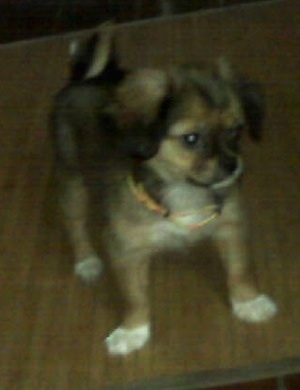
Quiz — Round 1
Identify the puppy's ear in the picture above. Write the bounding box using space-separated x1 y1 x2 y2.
115 69 171 159
237 79 266 141
116 69 170 125
217 60 265 141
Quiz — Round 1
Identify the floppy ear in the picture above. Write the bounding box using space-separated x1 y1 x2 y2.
217 60 265 141
115 69 171 159
116 69 170 125
237 79 266 141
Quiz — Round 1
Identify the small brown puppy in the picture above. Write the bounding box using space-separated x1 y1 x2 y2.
50 25 277 355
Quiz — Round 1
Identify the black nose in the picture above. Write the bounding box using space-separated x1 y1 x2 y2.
222 157 238 174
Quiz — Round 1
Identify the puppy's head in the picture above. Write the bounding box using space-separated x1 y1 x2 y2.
116 61 265 186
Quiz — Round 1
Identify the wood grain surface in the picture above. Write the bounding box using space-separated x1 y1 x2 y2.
0 1 299 388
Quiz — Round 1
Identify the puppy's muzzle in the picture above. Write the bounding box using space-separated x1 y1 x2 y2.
212 157 244 190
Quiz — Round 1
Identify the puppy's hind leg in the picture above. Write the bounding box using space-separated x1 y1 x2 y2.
61 174 103 283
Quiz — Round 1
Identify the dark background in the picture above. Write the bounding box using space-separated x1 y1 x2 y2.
1 0 269 43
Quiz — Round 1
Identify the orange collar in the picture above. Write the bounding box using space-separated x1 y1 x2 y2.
127 175 219 231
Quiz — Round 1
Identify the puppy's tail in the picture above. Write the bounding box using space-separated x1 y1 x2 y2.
69 22 123 81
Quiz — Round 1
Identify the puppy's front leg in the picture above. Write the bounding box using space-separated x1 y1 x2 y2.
106 257 151 356
61 175 103 282
215 223 277 323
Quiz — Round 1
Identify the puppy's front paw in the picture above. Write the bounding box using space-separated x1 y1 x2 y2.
74 256 103 283
232 294 277 323
105 324 150 356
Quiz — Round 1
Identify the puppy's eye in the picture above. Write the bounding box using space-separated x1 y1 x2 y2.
182 133 202 147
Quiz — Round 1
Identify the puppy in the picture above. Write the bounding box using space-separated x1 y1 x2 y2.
50 24 277 356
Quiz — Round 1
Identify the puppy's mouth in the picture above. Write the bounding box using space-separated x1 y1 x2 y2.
188 157 244 190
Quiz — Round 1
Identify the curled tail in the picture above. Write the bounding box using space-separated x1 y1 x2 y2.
69 22 123 82
50 23 125 174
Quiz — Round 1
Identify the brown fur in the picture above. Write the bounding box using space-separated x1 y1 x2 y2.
50 25 276 355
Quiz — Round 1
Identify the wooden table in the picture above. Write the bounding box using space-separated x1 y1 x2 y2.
0 1 299 388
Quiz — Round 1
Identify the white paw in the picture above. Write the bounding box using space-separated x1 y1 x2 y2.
105 324 150 356
74 256 103 283
232 294 277 323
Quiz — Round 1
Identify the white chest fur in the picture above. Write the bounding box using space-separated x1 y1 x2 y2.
150 182 219 246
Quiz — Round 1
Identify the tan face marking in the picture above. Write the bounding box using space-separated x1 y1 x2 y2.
149 84 245 182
